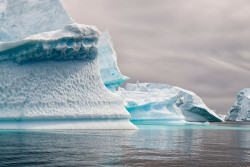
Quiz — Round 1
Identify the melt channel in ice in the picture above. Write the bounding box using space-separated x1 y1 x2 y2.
226 88 250 121
0 0 136 129
118 82 223 122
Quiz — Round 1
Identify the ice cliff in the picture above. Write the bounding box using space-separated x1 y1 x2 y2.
0 0 136 129
226 88 250 121
118 82 223 122
97 33 128 91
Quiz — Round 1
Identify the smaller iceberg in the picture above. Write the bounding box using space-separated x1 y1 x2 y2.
118 82 223 122
226 88 250 121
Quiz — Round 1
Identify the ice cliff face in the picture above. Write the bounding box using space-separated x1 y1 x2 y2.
118 82 223 122
97 33 128 91
226 88 250 121
0 0 136 129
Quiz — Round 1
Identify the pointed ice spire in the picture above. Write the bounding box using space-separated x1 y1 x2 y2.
136 80 140 87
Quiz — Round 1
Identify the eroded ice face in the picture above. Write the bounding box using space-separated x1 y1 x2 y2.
97 33 129 91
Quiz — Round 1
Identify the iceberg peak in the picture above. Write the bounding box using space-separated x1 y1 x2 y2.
0 0 73 42
226 88 250 121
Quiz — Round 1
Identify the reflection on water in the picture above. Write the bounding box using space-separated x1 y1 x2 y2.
0 122 250 166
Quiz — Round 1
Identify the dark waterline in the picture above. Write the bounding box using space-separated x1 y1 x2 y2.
0 122 250 167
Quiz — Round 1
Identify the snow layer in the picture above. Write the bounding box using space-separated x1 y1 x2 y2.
97 32 128 91
0 0 73 42
118 82 223 122
0 24 99 63
0 0 136 129
226 88 250 121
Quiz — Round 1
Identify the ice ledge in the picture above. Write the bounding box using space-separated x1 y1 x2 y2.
0 119 138 130
0 24 99 63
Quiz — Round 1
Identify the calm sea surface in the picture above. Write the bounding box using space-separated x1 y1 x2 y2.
0 121 250 167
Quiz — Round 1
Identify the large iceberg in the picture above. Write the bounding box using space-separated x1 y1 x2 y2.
0 0 136 129
118 82 223 122
225 88 250 121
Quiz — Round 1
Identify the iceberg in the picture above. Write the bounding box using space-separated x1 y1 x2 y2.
225 88 250 121
0 0 136 129
118 82 223 122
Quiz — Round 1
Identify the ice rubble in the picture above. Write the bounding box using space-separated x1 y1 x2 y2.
0 0 136 129
226 88 250 121
118 82 223 122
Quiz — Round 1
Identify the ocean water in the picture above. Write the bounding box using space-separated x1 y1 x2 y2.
0 121 250 167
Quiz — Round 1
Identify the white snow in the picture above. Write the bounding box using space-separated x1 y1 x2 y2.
226 88 250 121
0 0 73 42
118 82 223 122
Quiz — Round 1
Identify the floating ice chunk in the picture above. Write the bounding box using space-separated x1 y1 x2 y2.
226 88 250 121
118 82 223 122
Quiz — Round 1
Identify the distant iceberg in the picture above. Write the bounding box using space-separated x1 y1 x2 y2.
118 82 223 122
0 0 136 129
226 88 250 121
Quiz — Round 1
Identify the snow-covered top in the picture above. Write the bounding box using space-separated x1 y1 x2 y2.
238 88 250 99
122 82 210 109
0 0 100 63
0 24 99 63
0 0 73 42
119 82 179 106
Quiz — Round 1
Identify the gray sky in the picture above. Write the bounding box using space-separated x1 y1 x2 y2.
61 0 250 114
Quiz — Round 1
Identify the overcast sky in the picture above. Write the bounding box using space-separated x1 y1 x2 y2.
62 0 250 114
